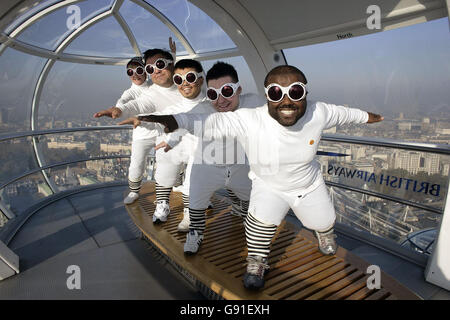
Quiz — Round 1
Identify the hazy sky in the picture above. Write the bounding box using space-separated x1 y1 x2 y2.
0 1 449 129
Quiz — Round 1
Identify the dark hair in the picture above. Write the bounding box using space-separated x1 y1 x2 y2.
174 59 203 73
206 61 238 83
264 65 308 86
143 48 174 64
126 56 144 68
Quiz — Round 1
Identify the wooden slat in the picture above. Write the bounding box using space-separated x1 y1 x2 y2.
125 182 421 300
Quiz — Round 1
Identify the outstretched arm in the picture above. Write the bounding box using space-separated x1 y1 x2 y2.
118 117 141 128
138 114 178 133
367 112 384 123
169 37 176 59
93 106 122 119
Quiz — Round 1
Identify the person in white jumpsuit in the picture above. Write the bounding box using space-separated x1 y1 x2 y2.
146 58 207 230
94 40 177 205
105 57 156 204
94 48 192 223
140 62 266 255
143 65 384 290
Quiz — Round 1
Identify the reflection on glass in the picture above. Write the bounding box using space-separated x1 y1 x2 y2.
0 172 49 216
319 141 449 211
201 56 259 95
0 137 39 186
37 130 132 167
0 49 47 132
5 0 62 34
400 228 436 255
15 0 114 50
63 16 135 57
283 18 450 141
330 185 441 249
38 61 130 130
145 0 236 53
119 0 187 55
45 158 130 192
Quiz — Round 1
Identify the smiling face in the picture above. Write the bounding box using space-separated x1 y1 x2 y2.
174 67 203 99
127 63 146 86
146 53 174 87
208 75 242 112
266 72 307 126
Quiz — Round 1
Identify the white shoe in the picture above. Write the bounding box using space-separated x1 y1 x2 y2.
124 192 139 204
177 208 190 232
153 200 170 224
172 185 183 193
184 229 203 255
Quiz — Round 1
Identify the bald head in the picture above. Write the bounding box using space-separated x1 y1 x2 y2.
264 65 307 87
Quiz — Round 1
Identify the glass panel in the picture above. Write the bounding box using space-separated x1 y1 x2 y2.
201 56 259 95
37 129 132 167
119 0 187 55
0 172 49 216
0 137 40 187
63 16 135 57
283 18 450 141
37 60 131 130
15 0 113 51
319 140 449 212
0 49 47 133
5 0 62 34
331 185 441 254
44 158 130 191
145 0 236 53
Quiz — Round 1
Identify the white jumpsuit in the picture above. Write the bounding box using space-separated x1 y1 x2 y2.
115 81 158 183
175 93 266 210
175 101 369 231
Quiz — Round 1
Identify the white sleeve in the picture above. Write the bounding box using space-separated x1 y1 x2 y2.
116 88 138 109
117 93 158 118
174 109 247 141
321 103 369 129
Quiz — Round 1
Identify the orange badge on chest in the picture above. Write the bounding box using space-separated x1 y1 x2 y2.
309 139 314 145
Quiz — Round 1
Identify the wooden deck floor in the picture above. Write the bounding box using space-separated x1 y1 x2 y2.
125 182 421 300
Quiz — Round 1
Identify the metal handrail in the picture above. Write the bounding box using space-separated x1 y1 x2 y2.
1 128 448 155
322 134 450 155
0 125 132 142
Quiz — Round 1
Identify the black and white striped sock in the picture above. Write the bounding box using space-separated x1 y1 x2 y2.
155 183 171 202
245 212 277 259
240 200 249 219
189 208 206 234
182 193 189 210
128 178 142 193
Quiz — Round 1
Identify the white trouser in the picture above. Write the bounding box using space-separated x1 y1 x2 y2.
154 135 188 187
128 138 156 182
189 163 252 209
248 175 336 232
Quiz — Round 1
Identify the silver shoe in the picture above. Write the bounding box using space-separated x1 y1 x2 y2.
314 228 337 255
243 255 269 290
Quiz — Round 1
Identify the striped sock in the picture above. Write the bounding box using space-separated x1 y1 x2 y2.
240 200 249 219
227 189 241 216
128 178 142 193
182 193 189 210
189 208 207 234
245 212 277 259
155 183 171 202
